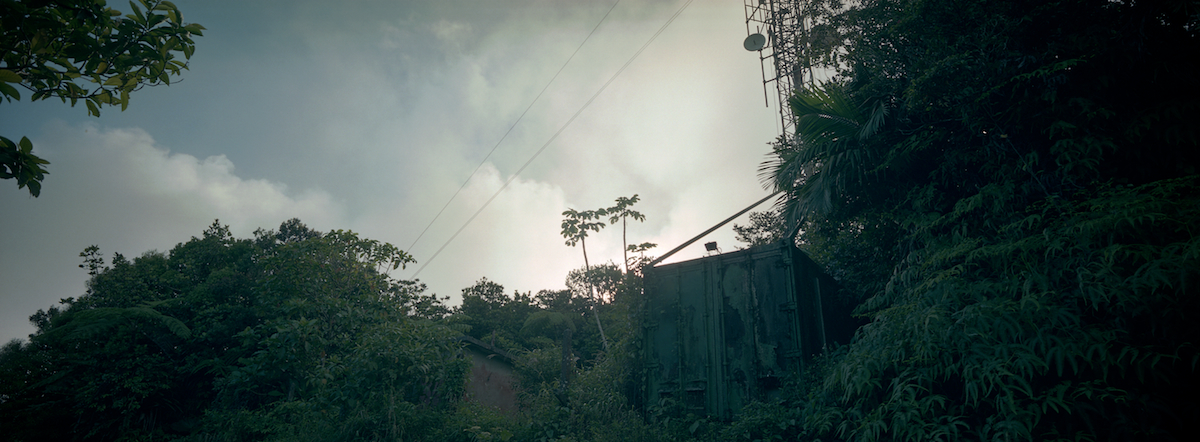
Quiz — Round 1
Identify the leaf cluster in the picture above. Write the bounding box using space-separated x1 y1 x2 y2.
0 135 48 196
449 266 643 367
1 0 205 196
731 210 786 248
561 207 609 247
1 0 204 112
745 0 1200 440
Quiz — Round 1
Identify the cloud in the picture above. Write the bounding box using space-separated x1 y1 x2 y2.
394 162 582 302
0 122 345 343
1 0 790 345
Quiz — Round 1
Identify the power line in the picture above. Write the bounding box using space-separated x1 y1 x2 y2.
412 0 696 279
406 0 624 254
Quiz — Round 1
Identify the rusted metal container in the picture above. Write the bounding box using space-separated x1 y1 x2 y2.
643 241 858 418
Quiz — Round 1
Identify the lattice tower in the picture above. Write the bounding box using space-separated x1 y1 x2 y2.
744 0 814 140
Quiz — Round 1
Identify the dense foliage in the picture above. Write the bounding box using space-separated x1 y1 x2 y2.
732 210 786 248
0 220 467 441
453 267 658 442
752 0 1200 440
5 1 1197 441
1 219 667 442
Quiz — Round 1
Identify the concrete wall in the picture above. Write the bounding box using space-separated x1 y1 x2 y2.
461 337 519 413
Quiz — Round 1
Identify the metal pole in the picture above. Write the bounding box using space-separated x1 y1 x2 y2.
648 190 782 267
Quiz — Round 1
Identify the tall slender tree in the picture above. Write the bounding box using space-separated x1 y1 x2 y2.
606 195 647 273
560 207 609 350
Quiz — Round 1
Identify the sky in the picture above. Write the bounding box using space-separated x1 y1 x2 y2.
1 0 798 344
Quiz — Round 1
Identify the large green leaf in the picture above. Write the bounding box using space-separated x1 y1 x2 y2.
0 69 22 83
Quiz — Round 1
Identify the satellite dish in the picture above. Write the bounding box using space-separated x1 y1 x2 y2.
743 33 766 51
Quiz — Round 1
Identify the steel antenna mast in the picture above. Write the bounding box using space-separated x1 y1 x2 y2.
743 0 815 140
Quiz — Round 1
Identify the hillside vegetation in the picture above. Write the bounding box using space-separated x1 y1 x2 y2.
3 0 1198 441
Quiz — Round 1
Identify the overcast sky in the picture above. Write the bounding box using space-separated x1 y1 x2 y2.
1 0 800 343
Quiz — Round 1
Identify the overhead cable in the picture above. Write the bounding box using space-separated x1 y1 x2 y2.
406 0 624 254
412 0 696 278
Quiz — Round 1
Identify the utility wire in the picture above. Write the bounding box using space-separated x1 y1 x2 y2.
412 0 696 278
406 0 623 254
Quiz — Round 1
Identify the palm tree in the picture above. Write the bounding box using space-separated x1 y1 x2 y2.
760 81 888 233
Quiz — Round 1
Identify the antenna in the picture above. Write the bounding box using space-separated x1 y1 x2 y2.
743 0 814 139
743 33 767 51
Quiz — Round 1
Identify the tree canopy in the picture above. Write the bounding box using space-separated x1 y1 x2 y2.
0 219 466 441
1 0 204 196
732 210 785 248
749 0 1200 440
0 219 660 442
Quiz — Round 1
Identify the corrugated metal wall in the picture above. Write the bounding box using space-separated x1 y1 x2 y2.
643 241 857 418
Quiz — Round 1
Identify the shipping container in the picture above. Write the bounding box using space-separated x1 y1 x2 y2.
643 241 860 418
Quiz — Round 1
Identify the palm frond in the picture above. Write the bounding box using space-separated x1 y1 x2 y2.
762 81 889 232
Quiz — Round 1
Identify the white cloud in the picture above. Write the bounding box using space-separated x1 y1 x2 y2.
394 163 581 302
0 122 345 343
1 0 791 344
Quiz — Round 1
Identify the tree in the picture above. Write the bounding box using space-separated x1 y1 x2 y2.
731 210 784 248
561 206 610 351
760 81 889 232
0 219 464 441
453 277 538 349
624 241 657 275
605 194 650 273
560 207 607 274
254 217 324 246
565 262 622 306
1 0 204 196
747 0 1200 440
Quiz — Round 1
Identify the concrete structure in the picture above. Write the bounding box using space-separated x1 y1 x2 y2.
459 335 519 413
